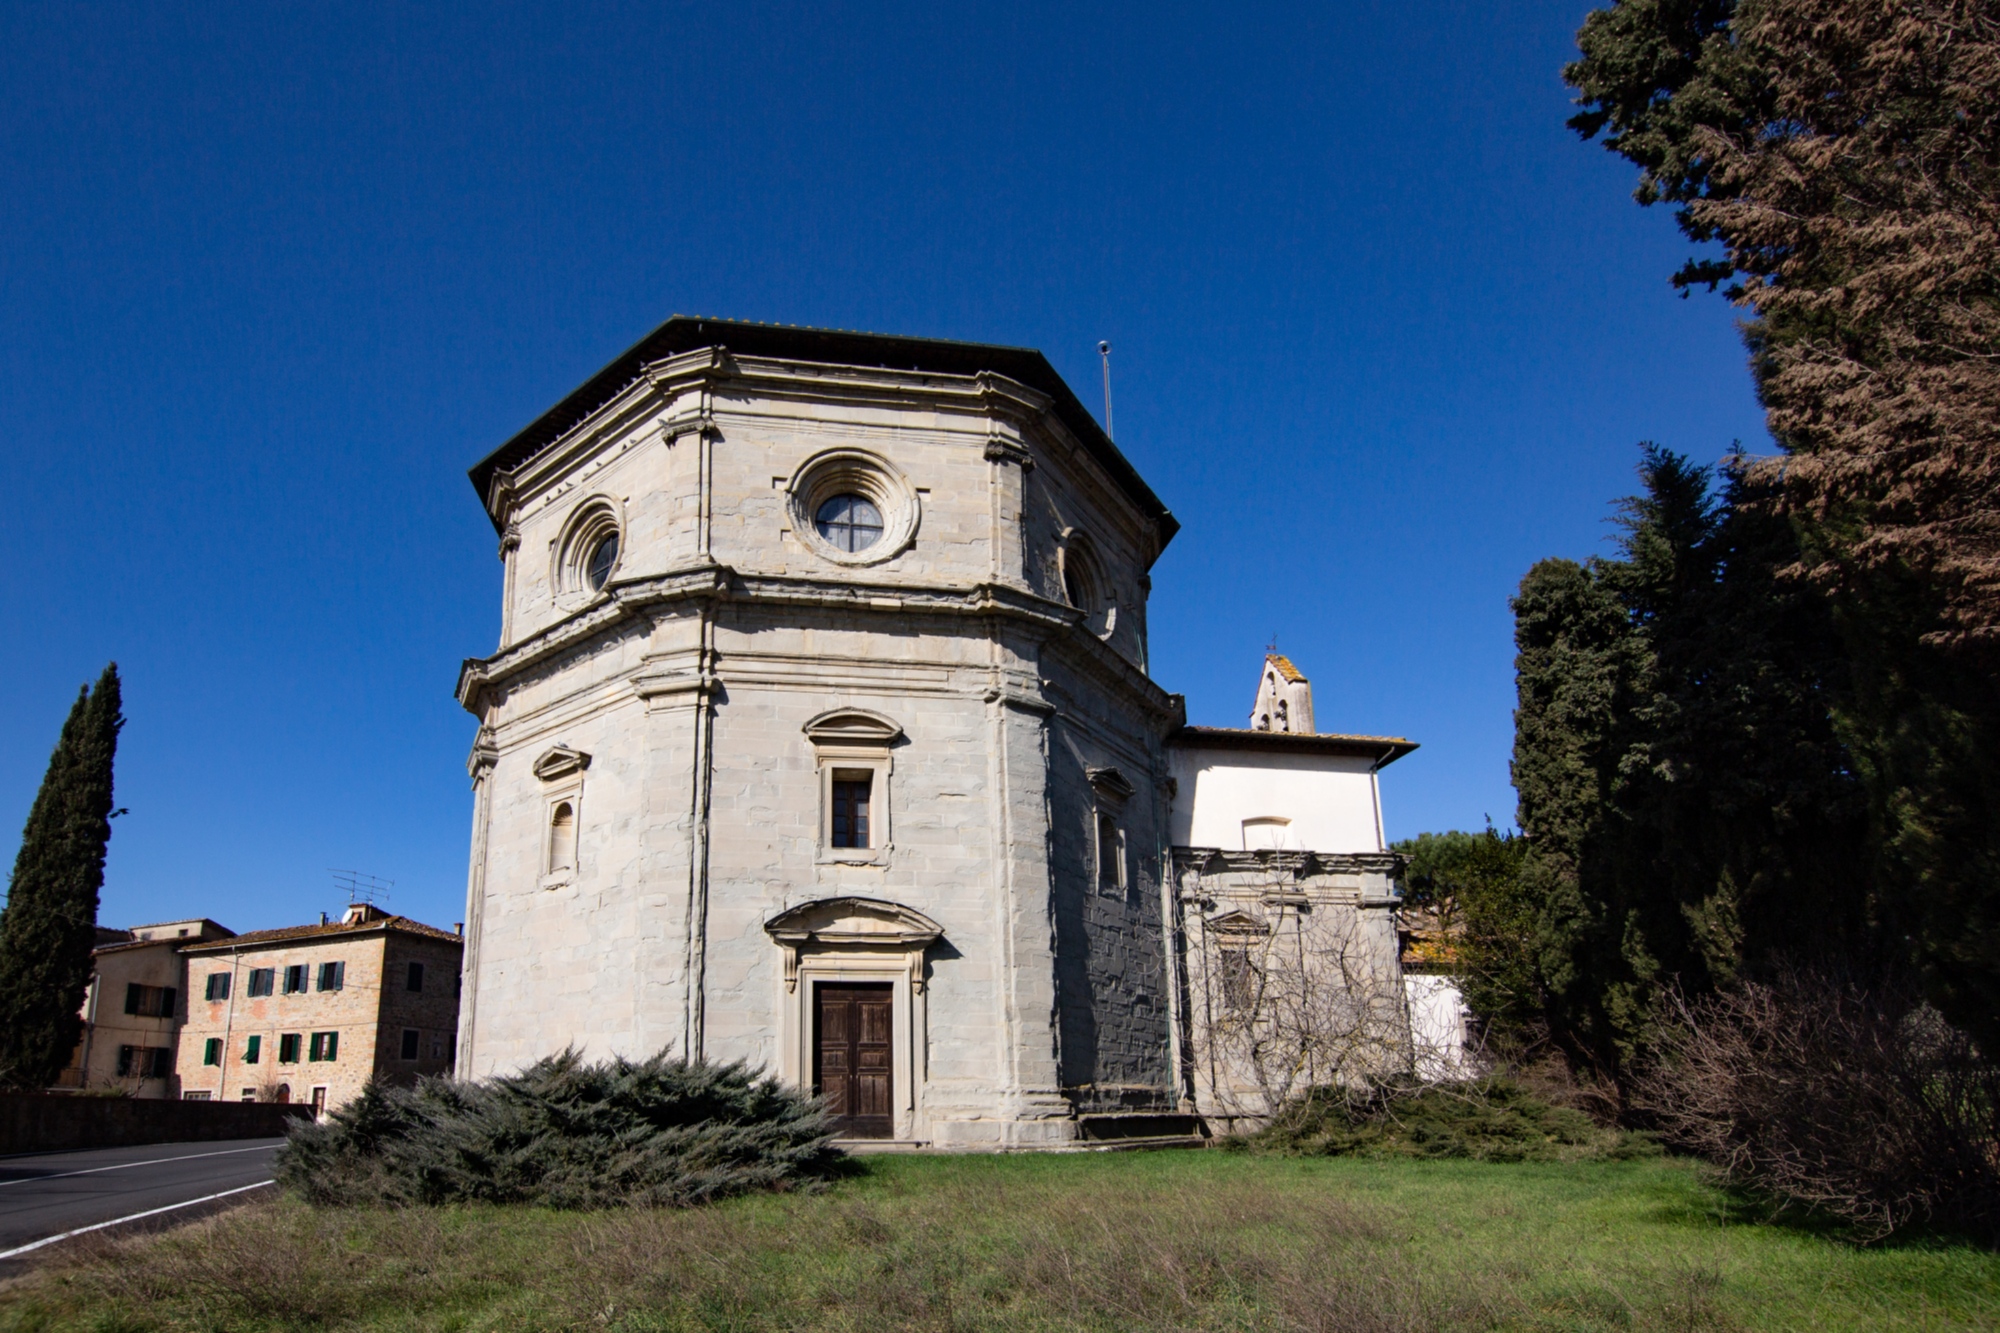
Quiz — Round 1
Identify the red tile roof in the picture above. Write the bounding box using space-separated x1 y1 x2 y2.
179 915 462 953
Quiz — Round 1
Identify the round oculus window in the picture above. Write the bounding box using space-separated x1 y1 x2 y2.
814 494 884 554
585 532 619 591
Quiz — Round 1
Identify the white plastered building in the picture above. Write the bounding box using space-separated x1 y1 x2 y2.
454 319 1418 1144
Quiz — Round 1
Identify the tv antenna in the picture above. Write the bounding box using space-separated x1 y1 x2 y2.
1097 341 1114 441
330 869 393 909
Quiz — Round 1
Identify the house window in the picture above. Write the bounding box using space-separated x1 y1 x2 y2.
1096 813 1124 892
283 965 308 995
247 968 275 998
240 1088 256 1102
244 1035 261 1064
401 1029 420 1060
830 772 872 849
183 1091 211 1101
278 1033 302 1064
205 973 231 1002
203 1038 222 1066
1220 949 1258 1012
308 1032 339 1062
430 1033 447 1060
406 961 425 993
120 1046 172 1078
316 961 344 992
123 984 176 1018
549 801 577 873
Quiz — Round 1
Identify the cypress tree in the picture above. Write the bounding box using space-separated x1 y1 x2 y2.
0 665 124 1089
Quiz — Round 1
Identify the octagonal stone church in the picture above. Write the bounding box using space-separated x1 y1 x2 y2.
454 318 1418 1146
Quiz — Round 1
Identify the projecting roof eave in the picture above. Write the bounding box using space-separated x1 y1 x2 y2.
177 916 463 953
466 316 1178 552
1169 725 1418 768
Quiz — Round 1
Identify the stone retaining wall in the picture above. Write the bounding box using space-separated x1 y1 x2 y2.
0 1092 311 1155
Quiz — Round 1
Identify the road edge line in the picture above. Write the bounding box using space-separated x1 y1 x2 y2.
0 1180 275 1260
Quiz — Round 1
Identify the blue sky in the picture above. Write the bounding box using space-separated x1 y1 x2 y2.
0 0 1767 935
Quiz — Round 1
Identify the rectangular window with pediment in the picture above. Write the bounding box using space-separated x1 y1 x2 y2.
807 710 900 865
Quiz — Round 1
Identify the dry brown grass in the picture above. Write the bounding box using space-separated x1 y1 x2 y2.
2 1151 1994 1332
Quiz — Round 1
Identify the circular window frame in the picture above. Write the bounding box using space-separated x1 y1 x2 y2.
554 497 625 599
786 448 920 567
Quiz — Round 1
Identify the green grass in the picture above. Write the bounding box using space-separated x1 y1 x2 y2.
1 1151 1994 1331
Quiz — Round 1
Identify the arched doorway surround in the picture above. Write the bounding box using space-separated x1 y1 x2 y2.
764 897 943 1140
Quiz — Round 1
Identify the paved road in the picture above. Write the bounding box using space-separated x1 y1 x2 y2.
0 1138 283 1267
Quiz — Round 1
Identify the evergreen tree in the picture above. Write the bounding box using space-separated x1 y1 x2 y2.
1498 450 1872 1088
1565 0 2000 1050
0 665 124 1088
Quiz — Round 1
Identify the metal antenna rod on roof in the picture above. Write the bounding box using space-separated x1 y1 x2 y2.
329 869 393 909
1097 341 1114 441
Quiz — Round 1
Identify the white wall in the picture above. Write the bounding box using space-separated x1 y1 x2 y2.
1168 748 1385 854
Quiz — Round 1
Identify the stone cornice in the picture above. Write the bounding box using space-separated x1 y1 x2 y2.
455 561 1177 721
1171 848 1405 878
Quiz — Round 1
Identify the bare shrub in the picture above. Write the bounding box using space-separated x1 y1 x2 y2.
1193 906 1412 1124
1635 969 2000 1241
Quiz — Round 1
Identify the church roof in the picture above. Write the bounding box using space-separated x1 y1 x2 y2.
1170 725 1418 767
468 316 1178 547
1265 653 1307 683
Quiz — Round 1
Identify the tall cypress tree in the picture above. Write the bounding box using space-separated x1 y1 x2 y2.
0 665 124 1089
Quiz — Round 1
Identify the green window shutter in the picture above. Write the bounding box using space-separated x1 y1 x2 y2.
203 1039 221 1066
245 1035 261 1063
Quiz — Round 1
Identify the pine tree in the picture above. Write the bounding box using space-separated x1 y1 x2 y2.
0 665 124 1089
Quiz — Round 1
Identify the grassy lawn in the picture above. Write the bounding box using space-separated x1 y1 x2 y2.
1 1150 1995 1332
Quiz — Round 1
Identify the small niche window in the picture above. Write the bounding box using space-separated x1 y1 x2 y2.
1220 948 1258 1012
407 961 425 993
401 1029 420 1061
205 973 231 1002
830 771 873 848
1064 561 1093 611
814 495 884 553
1242 817 1293 852
1096 813 1124 892
585 532 619 591
549 801 578 874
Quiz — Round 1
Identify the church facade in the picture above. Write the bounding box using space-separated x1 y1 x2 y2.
455 319 1414 1145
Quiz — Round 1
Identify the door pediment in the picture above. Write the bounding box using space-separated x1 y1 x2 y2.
764 897 944 992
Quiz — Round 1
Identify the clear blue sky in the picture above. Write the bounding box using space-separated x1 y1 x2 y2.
0 0 1767 935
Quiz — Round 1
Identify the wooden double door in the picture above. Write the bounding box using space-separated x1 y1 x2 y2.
814 982 893 1138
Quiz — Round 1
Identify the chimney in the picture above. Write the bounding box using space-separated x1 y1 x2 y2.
454 922 463 936
319 912 328 926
